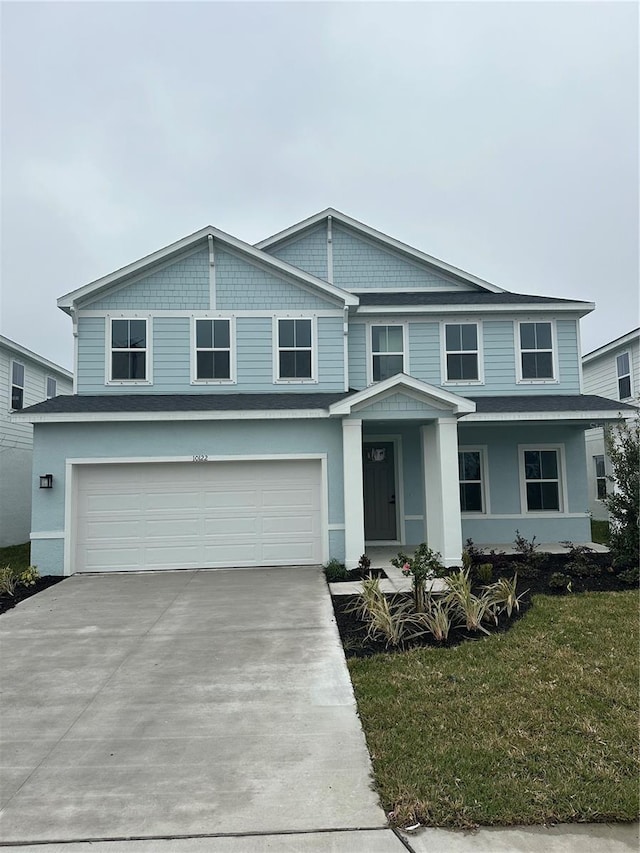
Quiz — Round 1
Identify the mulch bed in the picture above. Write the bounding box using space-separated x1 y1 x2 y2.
331 553 637 658
0 577 65 616
329 566 387 582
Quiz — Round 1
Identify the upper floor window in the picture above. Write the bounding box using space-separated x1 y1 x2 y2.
371 325 404 382
11 361 25 410
195 319 232 382
445 323 480 382
111 319 147 381
518 322 555 381
277 318 313 380
46 377 57 399
616 352 632 400
594 455 607 500
458 448 486 513
520 447 563 512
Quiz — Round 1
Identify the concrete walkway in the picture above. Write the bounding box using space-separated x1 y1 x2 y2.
0 567 384 845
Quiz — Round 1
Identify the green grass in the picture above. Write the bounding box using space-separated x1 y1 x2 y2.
348 592 639 828
0 542 31 572
591 519 610 546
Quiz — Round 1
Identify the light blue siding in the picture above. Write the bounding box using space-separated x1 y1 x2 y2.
481 320 516 391
81 250 210 310
78 315 344 394
32 419 345 574
357 393 444 419
333 224 468 291
267 226 328 280
348 323 366 390
408 322 440 385
215 249 338 310
556 319 581 391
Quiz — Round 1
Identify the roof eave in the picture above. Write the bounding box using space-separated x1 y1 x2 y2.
355 302 594 316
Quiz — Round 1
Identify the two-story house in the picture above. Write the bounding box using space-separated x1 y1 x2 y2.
0 336 72 547
15 210 634 575
582 328 640 521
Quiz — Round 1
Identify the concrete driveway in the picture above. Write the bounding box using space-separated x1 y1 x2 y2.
0 567 386 844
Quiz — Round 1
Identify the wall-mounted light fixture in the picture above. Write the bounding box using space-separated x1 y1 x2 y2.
39 474 53 489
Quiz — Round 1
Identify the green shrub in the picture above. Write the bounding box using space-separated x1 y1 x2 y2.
590 519 610 546
513 530 546 578
358 553 371 573
485 574 526 619
352 576 414 648
413 597 458 643
324 558 348 582
476 562 494 583
19 565 39 587
443 568 491 634
615 566 639 586
561 542 601 579
604 419 639 568
391 542 445 613
0 566 18 597
548 572 572 592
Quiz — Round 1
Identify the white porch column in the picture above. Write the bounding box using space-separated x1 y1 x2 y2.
421 418 463 567
342 418 365 569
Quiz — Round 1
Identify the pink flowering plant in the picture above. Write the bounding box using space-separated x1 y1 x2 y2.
391 543 446 612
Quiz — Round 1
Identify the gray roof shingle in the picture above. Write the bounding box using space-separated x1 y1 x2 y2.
357 291 591 307
466 395 637 413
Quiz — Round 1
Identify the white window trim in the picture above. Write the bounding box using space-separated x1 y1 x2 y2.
441 320 485 385
366 321 409 386
616 351 632 400
515 320 559 384
46 376 57 399
190 316 236 385
594 454 608 502
518 444 567 514
10 360 25 411
459 445 490 516
272 315 318 384
105 315 152 386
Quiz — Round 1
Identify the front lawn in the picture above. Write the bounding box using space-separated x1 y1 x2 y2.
0 542 31 572
348 591 639 828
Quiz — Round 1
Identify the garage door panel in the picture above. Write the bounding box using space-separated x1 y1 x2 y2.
74 460 323 572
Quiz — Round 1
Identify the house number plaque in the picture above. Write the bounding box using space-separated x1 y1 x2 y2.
192 455 209 462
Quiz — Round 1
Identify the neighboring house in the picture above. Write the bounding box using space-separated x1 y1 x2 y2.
0 336 72 547
582 328 640 521
15 209 636 575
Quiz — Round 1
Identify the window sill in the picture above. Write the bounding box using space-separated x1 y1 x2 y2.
106 380 152 386
274 379 318 385
443 380 484 386
191 380 236 385
516 379 558 384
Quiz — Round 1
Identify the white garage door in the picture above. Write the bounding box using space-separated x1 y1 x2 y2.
74 460 323 572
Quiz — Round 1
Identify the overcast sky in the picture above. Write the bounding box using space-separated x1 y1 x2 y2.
1 1 638 371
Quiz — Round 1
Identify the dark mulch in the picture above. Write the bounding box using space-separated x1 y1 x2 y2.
328 566 387 582
0 577 65 616
332 553 638 658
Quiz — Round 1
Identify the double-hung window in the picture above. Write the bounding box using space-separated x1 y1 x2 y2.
46 377 57 399
594 455 607 500
616 352 632 400
371 325 404 382
277 318 313 380
518 322 555 380
458 449 486 513
195 319 232 381
521 447 562 512
11 361 25 410
110 319 147 381
445 323 480 382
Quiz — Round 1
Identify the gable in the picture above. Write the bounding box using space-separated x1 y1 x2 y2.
332 224 476 292
79 249 210 311
265 225 328 280
353 390 448 418
215 248 341 310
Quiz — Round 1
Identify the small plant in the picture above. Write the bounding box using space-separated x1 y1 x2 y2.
0 566 19 597
352 576 413 648
560 542 601 579
413 597 457 643
443 568 491 634
462 538 484 566
485 574 526 619
615 566 639 586
548 572 572 592
476 562 494 583
324 558 348 582
513 530 546 578
392 543 445 612
603 419 639 568
358 553 371 573
19 566 40 588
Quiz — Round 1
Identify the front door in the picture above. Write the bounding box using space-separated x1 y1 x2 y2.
363 441 397 541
